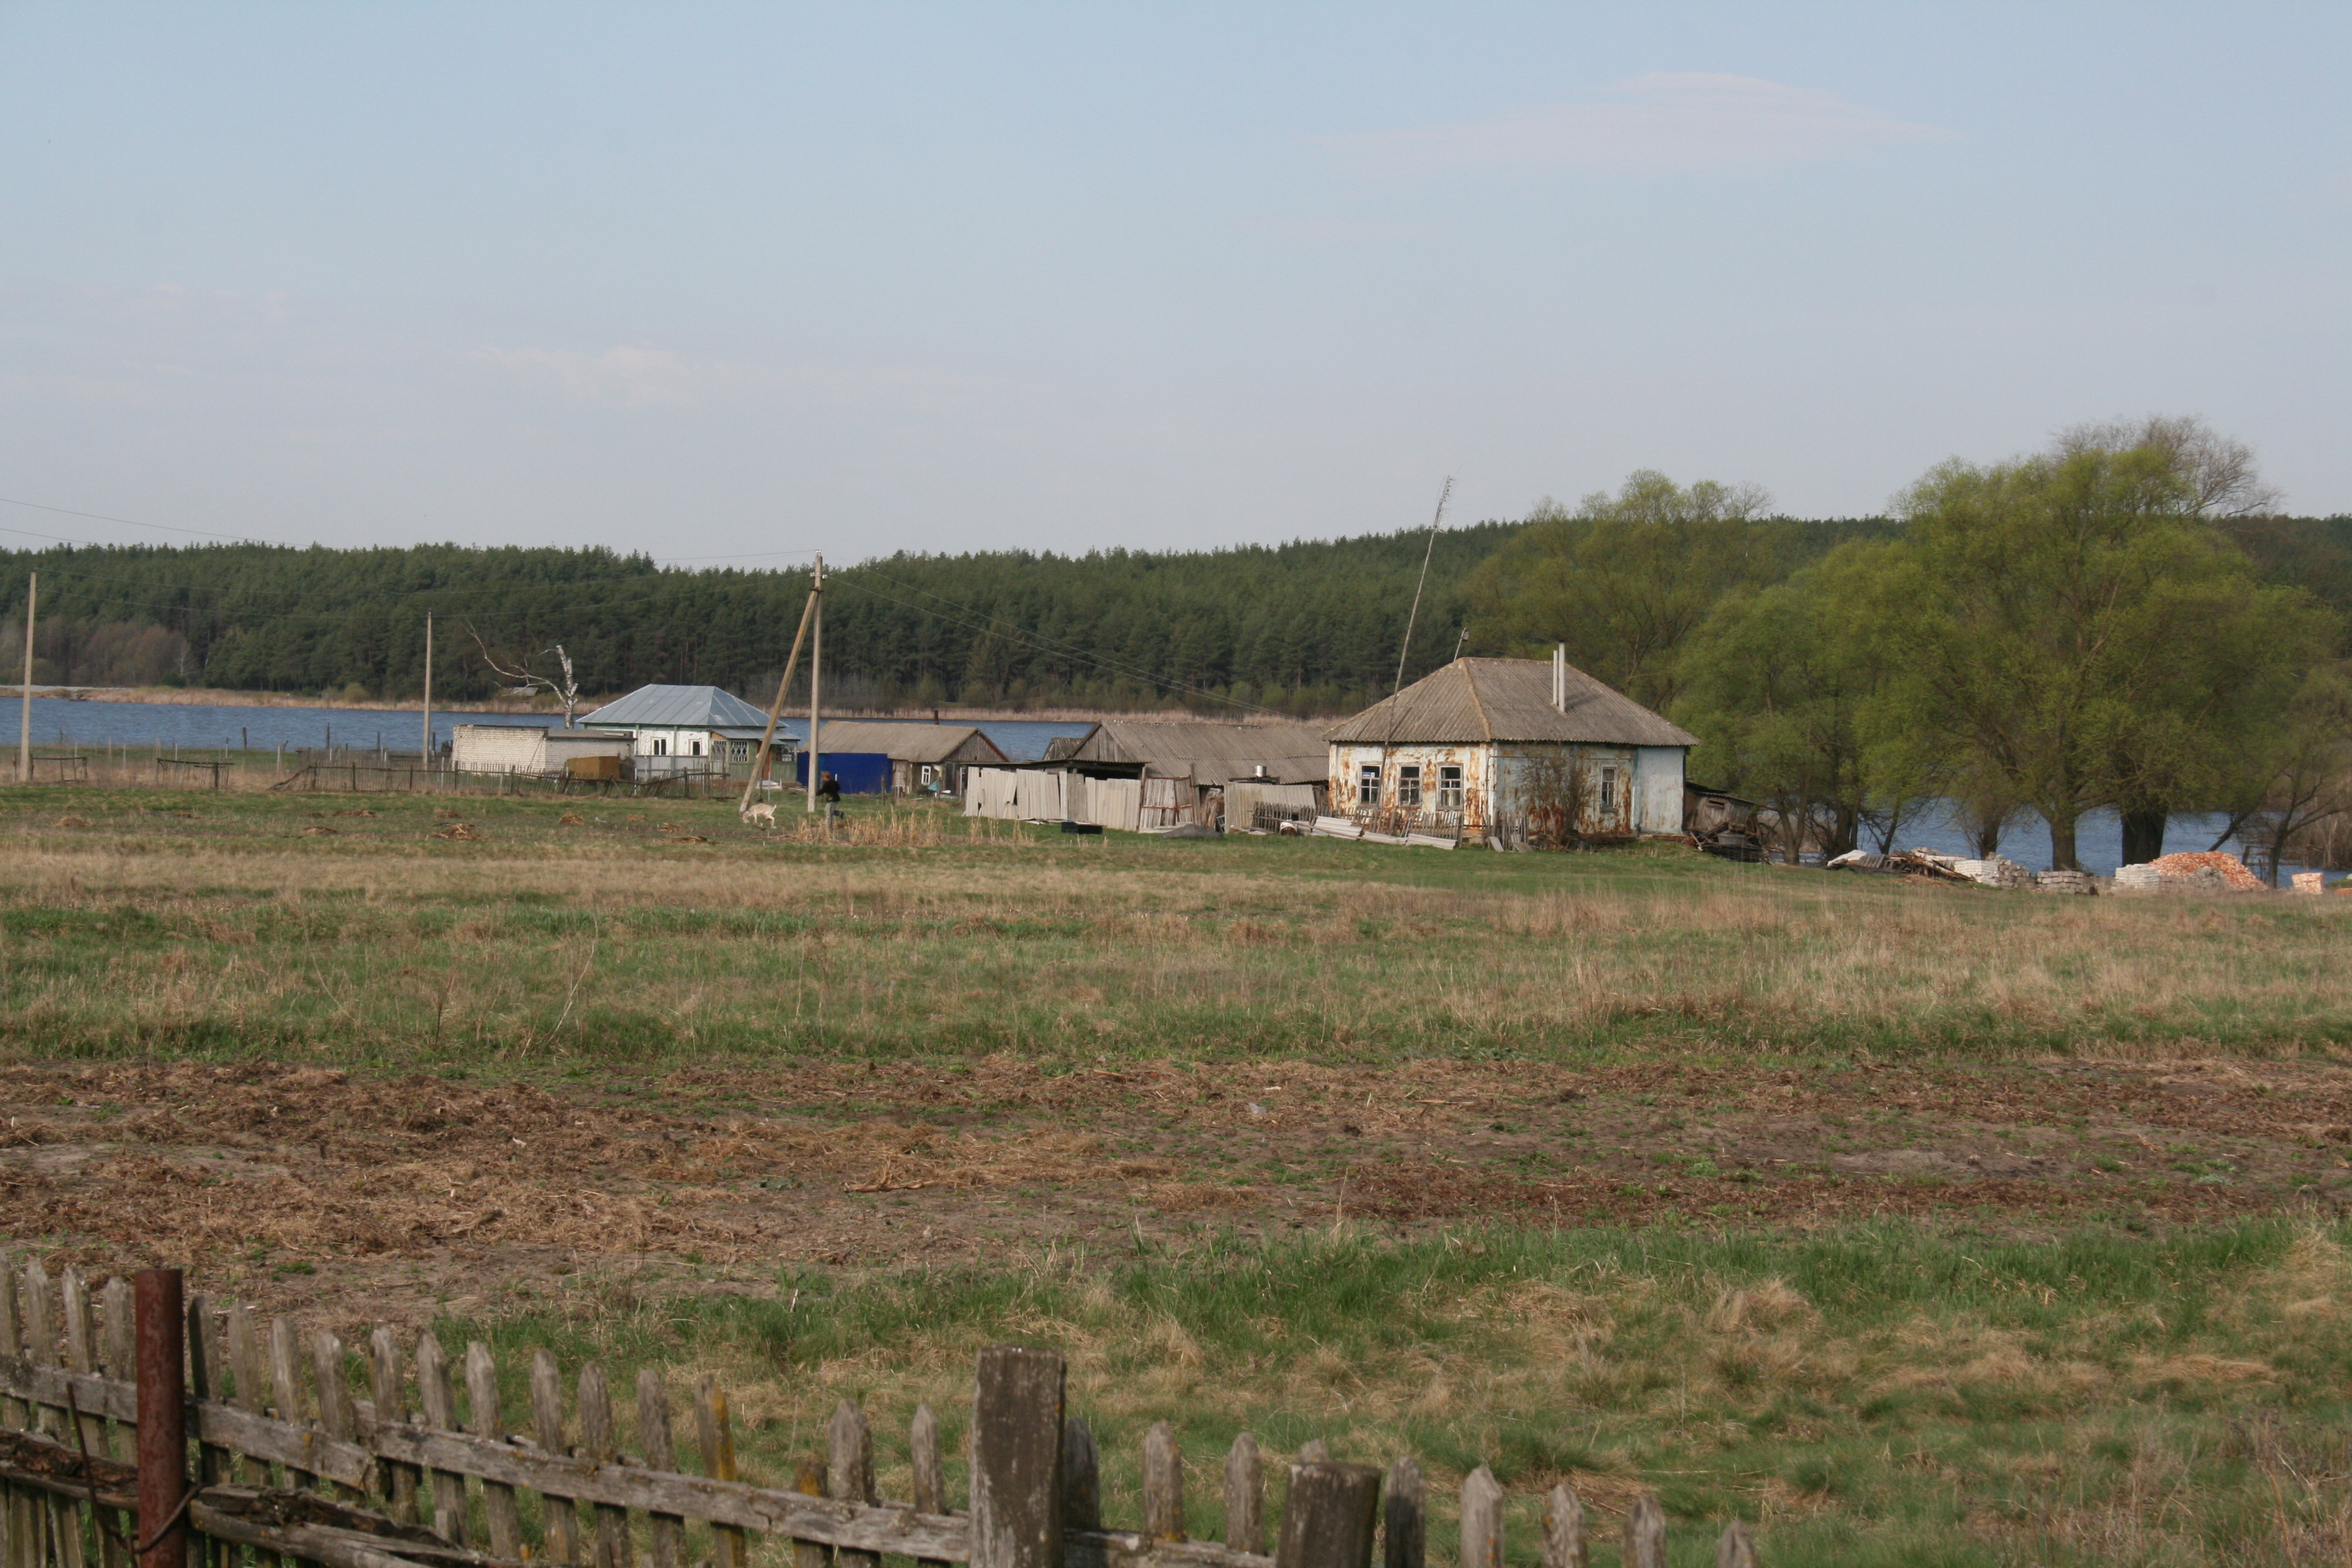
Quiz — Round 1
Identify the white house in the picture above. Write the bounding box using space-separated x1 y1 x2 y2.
577 684 789 777
449 724 633 776
1323 654 1696 840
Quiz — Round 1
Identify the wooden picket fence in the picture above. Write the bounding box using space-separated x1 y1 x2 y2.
0 1263 1758 1568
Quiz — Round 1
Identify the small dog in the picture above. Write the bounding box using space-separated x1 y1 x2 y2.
741 801 777 829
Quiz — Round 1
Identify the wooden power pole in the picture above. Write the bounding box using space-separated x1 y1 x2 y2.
806 554 824 812
1394 478 1452 692
739 584 820 813
420 612 433 768
16 571 33 785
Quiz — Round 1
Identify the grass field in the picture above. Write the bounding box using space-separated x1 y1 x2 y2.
5 787 2350 1065
3 785 2350 1566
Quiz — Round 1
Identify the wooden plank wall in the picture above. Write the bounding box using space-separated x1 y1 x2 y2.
0 1264 1757 1568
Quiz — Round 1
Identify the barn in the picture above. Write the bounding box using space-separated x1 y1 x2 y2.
1323 653 1696 841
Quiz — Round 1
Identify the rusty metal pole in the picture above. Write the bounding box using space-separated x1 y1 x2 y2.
134 1269 187 1568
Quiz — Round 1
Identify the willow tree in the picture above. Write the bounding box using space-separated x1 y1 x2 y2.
1871 439 2331 871
1671 540 1925 860
1463 471 1783 710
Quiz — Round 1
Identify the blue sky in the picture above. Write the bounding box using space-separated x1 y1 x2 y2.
2 3 2345 561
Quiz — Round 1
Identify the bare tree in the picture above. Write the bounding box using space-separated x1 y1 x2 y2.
2054 413 2282 518
467 627 583 727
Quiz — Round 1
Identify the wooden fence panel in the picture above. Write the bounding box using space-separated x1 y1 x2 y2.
0 1268 1764 1568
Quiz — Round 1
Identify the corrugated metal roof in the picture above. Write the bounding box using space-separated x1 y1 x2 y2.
804 722 1009 765
579 684 772 730
1057 719 1329 785
1322 658 1699 748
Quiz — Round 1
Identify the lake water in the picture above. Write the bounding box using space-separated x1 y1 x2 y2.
11 695 1095 765
13 696 2299 875
1869 801 2291 879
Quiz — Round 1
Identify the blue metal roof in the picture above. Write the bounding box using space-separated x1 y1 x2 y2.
578 684 772 730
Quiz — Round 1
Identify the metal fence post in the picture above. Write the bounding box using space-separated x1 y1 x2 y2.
134 1270 186 1568
969 1347 1065 1568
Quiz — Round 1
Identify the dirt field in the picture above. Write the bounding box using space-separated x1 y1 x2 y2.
10 1052 2347 1335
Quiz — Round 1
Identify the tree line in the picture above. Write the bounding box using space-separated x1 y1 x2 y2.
1 529 1540 719
5 414 2345 875
1465 417 2352 877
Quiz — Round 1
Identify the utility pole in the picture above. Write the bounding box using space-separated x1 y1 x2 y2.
806 554 824 812
1394 477 1452 692
16 572 33 785
739 586 819 813
420 612 434 766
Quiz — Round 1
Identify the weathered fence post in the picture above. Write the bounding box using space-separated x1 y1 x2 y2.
1714 1520 1757 1568
1458 1468 1503 1568
1540 1485 1586 1568
1059 1417 1100 1530
689 1376 743 1568
533 1351 581 1567
830 1400 878 1568
1142 1423 1184 1543
635 1369 683 1568
913 1403 950 1568
1224 1434 1263 1557
133 1270 186 1568
969 1347 1065 1568
1274 1462 1381 1568
1621 1494 1666 1568
1381 1457 1422 1568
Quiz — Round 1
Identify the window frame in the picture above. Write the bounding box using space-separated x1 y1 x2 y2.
1599 765 1617 814
1396 763 1422 809
1437 764 1464 811
1357 762 1382 808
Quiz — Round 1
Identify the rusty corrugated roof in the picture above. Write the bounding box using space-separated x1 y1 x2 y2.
1322 658 1698 748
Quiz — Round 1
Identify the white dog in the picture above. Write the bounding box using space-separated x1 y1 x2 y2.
741 801 777 829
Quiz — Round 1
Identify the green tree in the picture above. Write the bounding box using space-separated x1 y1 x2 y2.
2057 415 2288 861
1671 541 1927 861
1871 440 2334 871
2209 661 2352 884
1463 471 1782 710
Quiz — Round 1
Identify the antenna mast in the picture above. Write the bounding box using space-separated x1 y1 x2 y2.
1393 477 1452 692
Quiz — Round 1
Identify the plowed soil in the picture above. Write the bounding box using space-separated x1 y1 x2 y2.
5 1054 2348 1333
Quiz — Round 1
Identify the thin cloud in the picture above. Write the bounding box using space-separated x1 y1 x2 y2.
1321 73 1953 177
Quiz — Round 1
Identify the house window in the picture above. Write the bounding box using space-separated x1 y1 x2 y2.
1437 765 1463 811
1599 766 1618 814
653 737 668 757
1396 764 1422 809
1357 763 1381 808
691 740 703 757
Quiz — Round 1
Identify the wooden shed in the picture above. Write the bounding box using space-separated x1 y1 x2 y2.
1041 719 1328 829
